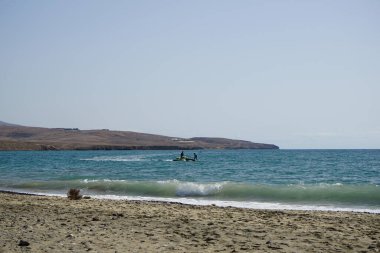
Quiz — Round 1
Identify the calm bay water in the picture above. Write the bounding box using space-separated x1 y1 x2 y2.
0 149 379 212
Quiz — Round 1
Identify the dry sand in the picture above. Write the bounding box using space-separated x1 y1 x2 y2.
0 192 379 253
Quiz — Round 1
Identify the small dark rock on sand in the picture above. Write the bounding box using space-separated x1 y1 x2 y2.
18 240 30 246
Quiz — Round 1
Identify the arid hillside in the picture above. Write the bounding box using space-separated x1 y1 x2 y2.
0 122 279 150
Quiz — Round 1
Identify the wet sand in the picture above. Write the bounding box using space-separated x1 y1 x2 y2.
0 192 379 252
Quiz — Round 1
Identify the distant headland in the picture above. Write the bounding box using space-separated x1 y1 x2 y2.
0 121 279 151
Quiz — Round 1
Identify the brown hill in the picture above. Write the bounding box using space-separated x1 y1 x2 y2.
0 123 279 151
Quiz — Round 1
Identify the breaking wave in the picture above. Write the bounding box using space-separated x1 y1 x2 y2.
5 179 380 208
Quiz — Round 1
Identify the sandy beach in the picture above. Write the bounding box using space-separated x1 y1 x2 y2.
0 192 379 253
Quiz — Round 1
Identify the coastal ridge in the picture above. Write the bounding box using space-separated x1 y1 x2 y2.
0 121 279 151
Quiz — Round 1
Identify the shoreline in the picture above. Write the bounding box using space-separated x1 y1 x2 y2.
1 191 379 252
1 189 379 214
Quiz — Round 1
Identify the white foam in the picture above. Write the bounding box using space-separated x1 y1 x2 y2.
81 179 127 183
176 182 224 196
155 180 226 196
80 155 145 162
90 195 380 214
157 179 180 184
3 188 379 214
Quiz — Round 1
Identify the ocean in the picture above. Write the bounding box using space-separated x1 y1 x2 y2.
0 149 379 213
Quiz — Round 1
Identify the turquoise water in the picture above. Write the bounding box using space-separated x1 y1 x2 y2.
0 149 379 212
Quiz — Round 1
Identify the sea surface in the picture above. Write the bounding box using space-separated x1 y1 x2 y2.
0 149 379 213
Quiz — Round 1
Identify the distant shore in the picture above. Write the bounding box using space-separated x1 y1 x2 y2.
1 191 379 252
0 124 279 151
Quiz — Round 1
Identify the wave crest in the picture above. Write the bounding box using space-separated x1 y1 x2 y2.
5 180 380 207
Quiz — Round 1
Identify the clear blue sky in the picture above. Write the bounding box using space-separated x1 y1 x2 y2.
1 0 379 149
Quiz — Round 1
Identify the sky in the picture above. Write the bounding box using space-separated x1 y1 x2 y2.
0 0 379 149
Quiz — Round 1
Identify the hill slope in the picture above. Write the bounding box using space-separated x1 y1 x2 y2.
0 123 279 150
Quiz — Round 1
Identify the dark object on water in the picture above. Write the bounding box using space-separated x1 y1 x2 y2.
173 156 196 162
174 150 197 161
67 188 82 200
18 240 30 246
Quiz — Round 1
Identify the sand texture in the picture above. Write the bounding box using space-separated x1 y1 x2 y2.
0 192 379 252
